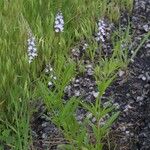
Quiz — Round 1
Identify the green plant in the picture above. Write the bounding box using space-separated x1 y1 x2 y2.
38 80 119 150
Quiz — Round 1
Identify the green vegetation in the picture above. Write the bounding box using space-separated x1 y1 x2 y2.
1 0 148 150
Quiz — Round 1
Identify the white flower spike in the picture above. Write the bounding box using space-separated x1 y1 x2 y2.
27 33 38 63
95 19 107 42
54 11 64 32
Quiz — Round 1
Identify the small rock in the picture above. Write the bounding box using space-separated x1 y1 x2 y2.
74 83 79 87
138 74 147 81
43 126 53 133
125 130 130 135
42 122 49 127
143 24 149 32
89 86 94 90
126 93 130 97
75 79 80 83
146 43 150 48
139 133 148 138
142 76 147 81
123 104 133 112
145 72 150 81
131 58 134 63
31 130 38 138
120 126 126 132
118 70 125 77
136 96 144 102
74 90 80 96
42 133 48 139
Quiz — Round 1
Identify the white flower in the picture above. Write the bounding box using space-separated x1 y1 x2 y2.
54 11 64 32
55 20 59 25
95 19 107 42
27 34 37 63
49 68 53 71
31 53 37 57
53 76 57 80
45 64 57 88
82 43 88 51
48 81 53 87
55 28 60 33
45 64 53 74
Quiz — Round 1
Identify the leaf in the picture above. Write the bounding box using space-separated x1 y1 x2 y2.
101 112 120 133
57 144 75 150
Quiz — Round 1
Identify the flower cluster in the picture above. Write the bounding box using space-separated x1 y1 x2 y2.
54 11 64 32
45 64 57 88
27 34 37 63
45 63 53 74
71 42 88 59
81 43 88 52
95 19 107 42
